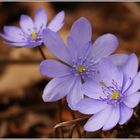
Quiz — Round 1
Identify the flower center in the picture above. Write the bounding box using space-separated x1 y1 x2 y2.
76 65 86 73
111 91 119 100
31 32 38 40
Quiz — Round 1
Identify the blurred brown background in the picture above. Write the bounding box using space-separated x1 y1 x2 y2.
0 2 140 138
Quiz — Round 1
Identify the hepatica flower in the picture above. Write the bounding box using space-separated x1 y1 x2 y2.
0 8 64 48
76 54 140 132
40 17 119 110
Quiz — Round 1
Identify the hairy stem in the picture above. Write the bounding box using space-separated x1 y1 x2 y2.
38 46 83 138
82 130 87 138
38 46 46 59
38 46 63 123
58 100 63 122
68 124 76 138
58 100 64 137
70 110 82 138
38 46 65 137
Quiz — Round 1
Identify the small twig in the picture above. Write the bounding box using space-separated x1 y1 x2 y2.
38 46 46 60
53 116 89 138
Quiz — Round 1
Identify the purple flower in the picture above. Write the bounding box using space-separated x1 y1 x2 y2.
0 8 64 48
39 17 121 110
76 53 140 132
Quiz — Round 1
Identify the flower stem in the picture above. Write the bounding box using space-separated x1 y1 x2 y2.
68 124 76 138
58 100 64 137
37 46 81 138
58 100 63 122
38 46 64 118
82 130 87 138
38 46 46 60
70 110 82 138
